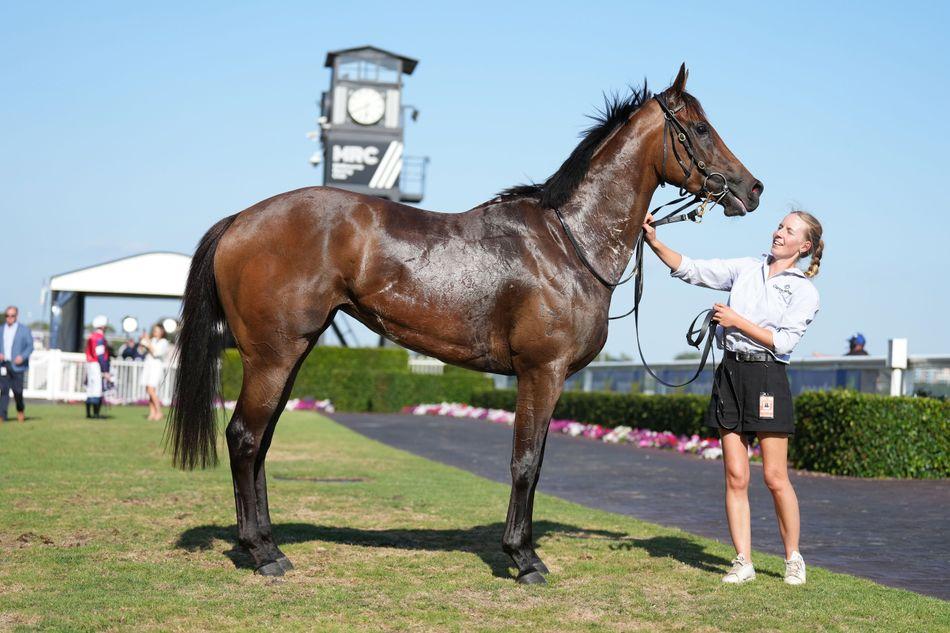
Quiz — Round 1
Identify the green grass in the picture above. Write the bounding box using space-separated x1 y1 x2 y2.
0 405 946 632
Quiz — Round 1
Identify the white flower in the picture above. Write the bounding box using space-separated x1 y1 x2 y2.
565 422 586 437
701 447 723 460
604 425 632 443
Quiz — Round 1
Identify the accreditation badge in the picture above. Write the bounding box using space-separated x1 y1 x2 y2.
759 392 774 419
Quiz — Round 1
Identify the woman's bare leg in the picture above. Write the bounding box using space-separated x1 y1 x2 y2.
720 430 752 561
758 432 800 558
145 386 156 418
152 386 163 420
146 386 160 419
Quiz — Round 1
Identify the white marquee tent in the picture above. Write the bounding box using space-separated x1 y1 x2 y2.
48 252 191 351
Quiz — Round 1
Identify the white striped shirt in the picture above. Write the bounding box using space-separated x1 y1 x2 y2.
671 254 819 363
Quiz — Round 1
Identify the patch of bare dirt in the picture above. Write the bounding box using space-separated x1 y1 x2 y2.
15 532 54 546
0 611 42 628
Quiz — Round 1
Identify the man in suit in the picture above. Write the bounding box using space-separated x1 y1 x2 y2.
0 305 34 422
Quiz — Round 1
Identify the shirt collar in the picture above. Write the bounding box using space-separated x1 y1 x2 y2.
761 254 807 278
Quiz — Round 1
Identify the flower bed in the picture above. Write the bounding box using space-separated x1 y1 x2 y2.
403 402 759 460
221 397 335 414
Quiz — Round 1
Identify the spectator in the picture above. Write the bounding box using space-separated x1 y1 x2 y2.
119 338 144 361
84 315 111 419
846 333 869 356
139 323 169 421
0 305 34 423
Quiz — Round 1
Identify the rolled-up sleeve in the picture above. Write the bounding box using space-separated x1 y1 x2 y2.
767 286 820 356
671 255 759 291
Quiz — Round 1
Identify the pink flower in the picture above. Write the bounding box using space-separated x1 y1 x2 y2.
407 402 725 460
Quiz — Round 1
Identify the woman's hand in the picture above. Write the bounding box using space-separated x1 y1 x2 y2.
712 303 742 328
642 213 657 244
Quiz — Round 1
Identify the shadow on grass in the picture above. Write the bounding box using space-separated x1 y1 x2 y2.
177 521 629 578
613 535 782 578
176 522 763 579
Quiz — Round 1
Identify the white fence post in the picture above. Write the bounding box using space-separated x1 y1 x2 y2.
49 349 63 400
887 338 908 396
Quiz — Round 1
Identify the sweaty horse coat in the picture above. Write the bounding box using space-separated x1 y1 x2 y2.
168 66 763 582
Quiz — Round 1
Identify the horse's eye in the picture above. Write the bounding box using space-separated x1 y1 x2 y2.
696 123 709 135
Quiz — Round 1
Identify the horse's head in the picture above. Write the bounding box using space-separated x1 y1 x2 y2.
654 64 763 217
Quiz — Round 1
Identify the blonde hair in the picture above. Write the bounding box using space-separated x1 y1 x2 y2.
790 210 824 278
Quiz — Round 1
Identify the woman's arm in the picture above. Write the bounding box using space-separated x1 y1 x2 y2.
642 214 756 291
711 303 776 350
712 284 820 354
642 214 683 271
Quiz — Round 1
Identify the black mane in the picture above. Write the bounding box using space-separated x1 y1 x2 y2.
496 82 653 208
496 82 700 209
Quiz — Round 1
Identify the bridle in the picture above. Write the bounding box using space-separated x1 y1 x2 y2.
655 93 731 204
551 93 737 387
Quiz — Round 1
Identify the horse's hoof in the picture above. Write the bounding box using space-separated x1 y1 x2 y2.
255 561 285 577
532 560 549 574
275 556 294 572
517 570 546 585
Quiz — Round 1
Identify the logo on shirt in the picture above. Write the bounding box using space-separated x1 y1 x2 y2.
773 283 793 305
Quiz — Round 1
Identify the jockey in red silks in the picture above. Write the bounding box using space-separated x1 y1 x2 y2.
84 315 111 419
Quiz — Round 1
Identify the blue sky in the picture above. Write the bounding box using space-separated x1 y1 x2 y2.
2 1 948 358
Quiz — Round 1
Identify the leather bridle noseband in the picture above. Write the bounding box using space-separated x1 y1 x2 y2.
552 93 740 387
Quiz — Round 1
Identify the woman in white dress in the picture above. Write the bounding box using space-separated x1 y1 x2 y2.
139 324 170 421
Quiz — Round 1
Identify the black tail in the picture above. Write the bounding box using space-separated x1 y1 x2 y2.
166 214 238 470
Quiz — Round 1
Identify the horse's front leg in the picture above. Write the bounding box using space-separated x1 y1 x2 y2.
502 361 565 584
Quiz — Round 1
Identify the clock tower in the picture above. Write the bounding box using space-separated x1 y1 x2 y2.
312 45 427 203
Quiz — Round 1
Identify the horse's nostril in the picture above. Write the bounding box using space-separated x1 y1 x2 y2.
751 180 764 199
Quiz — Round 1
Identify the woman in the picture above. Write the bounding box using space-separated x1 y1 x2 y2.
643 210 823 586
139 323 170 421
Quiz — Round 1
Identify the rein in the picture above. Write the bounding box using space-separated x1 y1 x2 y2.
551 94 732 388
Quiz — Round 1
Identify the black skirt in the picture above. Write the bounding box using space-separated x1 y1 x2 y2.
704 353 795 437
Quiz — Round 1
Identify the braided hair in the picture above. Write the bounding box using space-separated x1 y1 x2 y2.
791 210 824 278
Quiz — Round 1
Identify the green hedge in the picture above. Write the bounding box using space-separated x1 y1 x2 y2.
471 389 708 436
474 388 950 479
221 347 491 413
791 390 950 479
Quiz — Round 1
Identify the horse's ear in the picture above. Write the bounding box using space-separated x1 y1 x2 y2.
671 63 689 96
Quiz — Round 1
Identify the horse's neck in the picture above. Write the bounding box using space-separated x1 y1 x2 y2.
562 116 660 285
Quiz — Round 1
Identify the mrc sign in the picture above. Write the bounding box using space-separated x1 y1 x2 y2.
328 140 403 190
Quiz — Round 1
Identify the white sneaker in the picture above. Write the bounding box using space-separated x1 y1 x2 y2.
722 554 755 584
784 551 806 585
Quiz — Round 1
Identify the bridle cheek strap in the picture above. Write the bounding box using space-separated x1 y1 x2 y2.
655 94 730 201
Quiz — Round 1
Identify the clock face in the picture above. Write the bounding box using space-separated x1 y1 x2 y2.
347 88 385 126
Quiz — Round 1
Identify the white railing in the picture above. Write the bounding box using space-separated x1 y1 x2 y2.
24 350 177 405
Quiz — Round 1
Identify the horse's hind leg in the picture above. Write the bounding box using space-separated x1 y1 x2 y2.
250 342 315 572
502 360 565 584
250 323 321 571
226 336 313 575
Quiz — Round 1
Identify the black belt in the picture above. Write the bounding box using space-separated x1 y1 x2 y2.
726 350 772 363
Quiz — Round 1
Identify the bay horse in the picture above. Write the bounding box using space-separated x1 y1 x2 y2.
168 65 762 583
